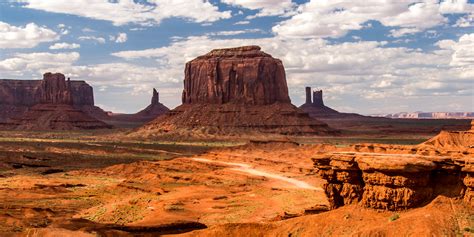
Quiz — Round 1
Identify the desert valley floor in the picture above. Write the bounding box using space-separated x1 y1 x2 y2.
0 117 473 236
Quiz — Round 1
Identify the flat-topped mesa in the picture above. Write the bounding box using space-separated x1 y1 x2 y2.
0 74 94 107
197 45 270 59
0 72 111 130
40 72 73 105
182 45 291 105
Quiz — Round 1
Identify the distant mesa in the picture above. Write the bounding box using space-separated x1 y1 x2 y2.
0 72 99 123
0 73 170 129
0 72 111 130
135 45 335 136
376 111 474 119
299 86 364 118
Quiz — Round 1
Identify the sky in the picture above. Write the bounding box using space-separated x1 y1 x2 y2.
0 0 473 115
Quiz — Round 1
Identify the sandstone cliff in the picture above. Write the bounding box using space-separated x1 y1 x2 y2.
313 125 474 210
134 46 334 137
0 73 97 122
0 73 111 130
0 76 94 107
182 46 290 105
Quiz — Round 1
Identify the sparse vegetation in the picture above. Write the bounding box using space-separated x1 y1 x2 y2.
389 213 400 222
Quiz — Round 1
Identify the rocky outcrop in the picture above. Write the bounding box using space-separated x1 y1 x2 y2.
182 46 290 105
0 73 97 122
313 125 474 210
4 104 112 130
0 75 94 107
417 126 474 154
0 73 111 130
313 152 472 210
299 87 364 118
107 88 169 125
134 88 169 119
134 46 334 136
40 72 73 105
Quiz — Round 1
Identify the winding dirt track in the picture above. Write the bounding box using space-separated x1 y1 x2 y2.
191 157 322 191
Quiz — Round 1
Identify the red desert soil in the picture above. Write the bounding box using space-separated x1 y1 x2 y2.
1 124 473 236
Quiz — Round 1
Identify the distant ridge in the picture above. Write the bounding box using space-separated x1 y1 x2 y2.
371 112 474 119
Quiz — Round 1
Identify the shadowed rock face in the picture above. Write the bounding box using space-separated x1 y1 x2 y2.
182 45 291 105
0 72 111 130
0 75 94 107
151 88 159 105
40 72 73 105
299 87 365 119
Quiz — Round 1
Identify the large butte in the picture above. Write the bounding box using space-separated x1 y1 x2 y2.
134 46 335 136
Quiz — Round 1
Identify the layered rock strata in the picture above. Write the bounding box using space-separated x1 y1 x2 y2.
137 46 333 136
182 46 290 105
0 73 99 122
1 73 110 130
314 146 473 210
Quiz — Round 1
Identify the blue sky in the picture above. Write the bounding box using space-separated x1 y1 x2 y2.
0 0 473 114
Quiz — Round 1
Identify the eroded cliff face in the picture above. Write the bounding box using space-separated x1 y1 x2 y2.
134 46 334 137
40 72 73 105
182 46 290 105
0 74 94 107
313 126 474 210
0 73 110 130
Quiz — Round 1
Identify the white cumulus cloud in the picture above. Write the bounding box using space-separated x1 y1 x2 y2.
78 36 106 44
272 0 473 39
49 42 80 50
0 21 58 48
115 32 127 43
17 0 231 26
221 0 297 18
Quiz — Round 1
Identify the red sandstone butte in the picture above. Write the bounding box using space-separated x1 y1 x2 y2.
0 72 107 122
182 46 290 105
135 46 334 136
0 73 111 130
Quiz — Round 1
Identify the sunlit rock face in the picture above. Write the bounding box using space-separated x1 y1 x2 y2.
134 46 336 137
182 45 291 105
